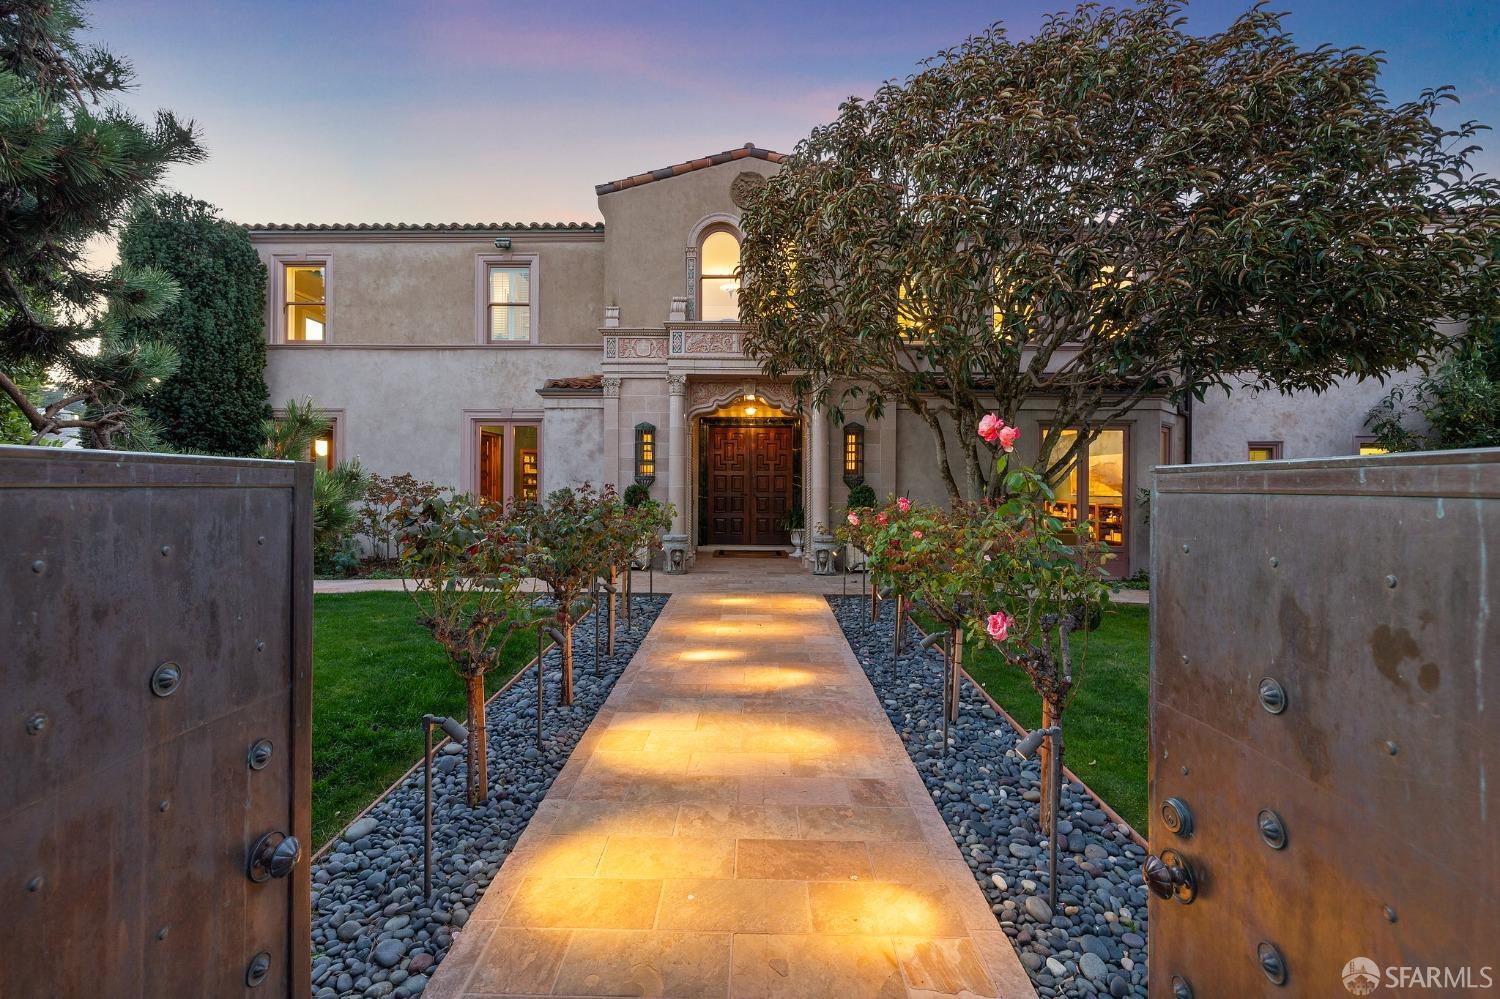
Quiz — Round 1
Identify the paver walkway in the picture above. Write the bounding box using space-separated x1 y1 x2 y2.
426 593 1036 999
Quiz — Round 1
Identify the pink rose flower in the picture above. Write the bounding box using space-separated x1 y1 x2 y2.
998 424 1020 453
986 610 1012 642
977 413 1003 443
876 512 888 526
847 512 860 527
896 496 911 513
912 529 924 540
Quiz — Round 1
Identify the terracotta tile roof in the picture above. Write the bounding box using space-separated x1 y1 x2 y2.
595 143 786 196
540 374 603 392
243 221 603 232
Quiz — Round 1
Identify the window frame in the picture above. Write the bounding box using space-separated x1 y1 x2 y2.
461 411 543 502
696 225 742 323
1247 441 1283 462
473 253 539 345
270 253 332 344
271 405 343 470
1040 423 1131 577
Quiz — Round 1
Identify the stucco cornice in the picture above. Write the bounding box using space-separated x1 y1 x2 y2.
595 143 785 196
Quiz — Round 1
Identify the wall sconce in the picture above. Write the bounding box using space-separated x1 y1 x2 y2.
634 422 656 486
842 422 865 486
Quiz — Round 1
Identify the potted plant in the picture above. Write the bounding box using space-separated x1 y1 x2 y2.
783 504 805 558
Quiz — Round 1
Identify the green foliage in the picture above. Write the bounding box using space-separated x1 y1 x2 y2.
358 472 443 563
310 592 537 846
0 0 203 447
955 604 1150 832
845 483 877 510
258 398 367 574
397 491 536 803
740 1 1500 500
622 482 651 508
1367 316 1500 451
118 192 269 455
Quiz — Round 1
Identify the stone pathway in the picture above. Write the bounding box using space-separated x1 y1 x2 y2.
425 593 1035 998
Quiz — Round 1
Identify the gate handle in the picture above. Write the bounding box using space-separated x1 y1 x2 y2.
1143 849 1197 904
247 831 301 883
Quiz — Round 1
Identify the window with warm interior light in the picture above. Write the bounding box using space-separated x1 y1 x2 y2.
487 265 532 342
843 422 865 486
1356 437 1389 456
284 263 326 341
699 229 741 322
635 423 656 486
477 423 540 504
1247 442 1282 461
1041 426 1129 574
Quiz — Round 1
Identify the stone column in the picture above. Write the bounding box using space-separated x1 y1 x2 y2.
601 376 622 491
808 402 838 574
663 373 690 573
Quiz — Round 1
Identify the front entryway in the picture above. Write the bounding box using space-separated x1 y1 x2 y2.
701 420 796 546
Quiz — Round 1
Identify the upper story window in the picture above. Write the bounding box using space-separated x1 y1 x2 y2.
487 265 532 341
284 263 327 341
699 229 741 322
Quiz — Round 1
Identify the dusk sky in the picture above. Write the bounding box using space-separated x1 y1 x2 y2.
89 1 1499 228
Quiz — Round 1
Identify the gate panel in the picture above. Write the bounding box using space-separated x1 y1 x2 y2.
0 448 312 998
1149 452 1499 995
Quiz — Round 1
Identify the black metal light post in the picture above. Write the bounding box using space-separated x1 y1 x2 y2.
1018 724 1064 910
891 592 907 679
596 581 618 663
421 714 469 902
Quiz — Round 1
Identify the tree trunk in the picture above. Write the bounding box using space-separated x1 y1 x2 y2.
465 673 488 804
920 409 963 503
948 627 963 724
607 564 618 656
559 616 575 706
1039 698 1056 833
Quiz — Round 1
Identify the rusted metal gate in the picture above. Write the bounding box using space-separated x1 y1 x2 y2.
1148 451 1499 996
0 447 313 998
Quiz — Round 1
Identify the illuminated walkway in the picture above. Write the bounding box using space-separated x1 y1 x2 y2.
426 593 1036 998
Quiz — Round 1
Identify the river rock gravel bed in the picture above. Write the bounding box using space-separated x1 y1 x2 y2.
828 595 1149 999
309 596 668 999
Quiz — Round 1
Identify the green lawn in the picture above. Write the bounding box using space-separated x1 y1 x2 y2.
312 591 539 848
915 603 1151 833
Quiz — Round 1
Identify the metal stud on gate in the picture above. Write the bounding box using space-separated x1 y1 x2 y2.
247 738 274 771
245 952 271 988
1257 808 1287 850
1170 976 1194 999
1258 676 1287 714
1257 941 1288 986
150 661 182 697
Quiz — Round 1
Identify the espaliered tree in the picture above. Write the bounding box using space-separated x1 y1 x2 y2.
516 484 618 706
399 492 535 804
0 0 203 448
739 1 1500 500
118 193 270 455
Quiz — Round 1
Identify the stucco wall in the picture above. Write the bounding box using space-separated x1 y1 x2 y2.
1190 373 1414 463
265 345 600 488
540 401 604 494
598 158 780 327
250 232 605 347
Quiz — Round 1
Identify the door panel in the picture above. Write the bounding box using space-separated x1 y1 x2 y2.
706 423 793 546
0 448 313 999
1148 453 1499 997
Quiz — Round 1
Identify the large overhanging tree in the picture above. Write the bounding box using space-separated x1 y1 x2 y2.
739 1 1500 500
0 0 202 448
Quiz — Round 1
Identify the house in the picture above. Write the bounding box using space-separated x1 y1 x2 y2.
249 143 1396 576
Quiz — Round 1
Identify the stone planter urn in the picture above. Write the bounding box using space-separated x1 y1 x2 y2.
789 528 805 559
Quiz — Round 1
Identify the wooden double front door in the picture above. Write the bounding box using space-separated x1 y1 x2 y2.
705 423 794 545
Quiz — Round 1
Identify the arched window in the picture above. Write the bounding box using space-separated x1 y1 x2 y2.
698 229 741 322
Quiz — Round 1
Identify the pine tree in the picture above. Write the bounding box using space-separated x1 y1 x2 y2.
119 193 270 455
0 0 203 448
